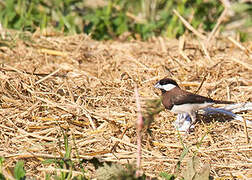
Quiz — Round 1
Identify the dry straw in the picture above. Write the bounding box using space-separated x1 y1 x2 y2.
0 29 251 179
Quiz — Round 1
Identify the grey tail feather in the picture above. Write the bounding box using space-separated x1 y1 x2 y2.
214 100 235 104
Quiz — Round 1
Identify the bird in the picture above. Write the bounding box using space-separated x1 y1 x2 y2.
154 78 234 127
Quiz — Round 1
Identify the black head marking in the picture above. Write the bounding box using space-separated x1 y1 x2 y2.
158 78 179 87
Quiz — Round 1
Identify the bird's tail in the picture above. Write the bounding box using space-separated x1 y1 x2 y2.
214 100 235 104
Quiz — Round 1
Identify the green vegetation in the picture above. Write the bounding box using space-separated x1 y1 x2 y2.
0 158 26 180
0 157 5 179
0 0 83 33
0 0 251 40
14 161 26 180
82 0 225 40
42 128 87 179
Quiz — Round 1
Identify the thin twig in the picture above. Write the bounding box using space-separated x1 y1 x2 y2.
173 9 206 40
39 48 68 57
243 115 249 144
207 8 228 43
200 40 212 63
0 23 5 39
113 5 146 24
0 66 66 78
179 35 191 63
158 37 167 53
230 58 252 70
228 37 251 58
35 68 62 85
110 126 129 152
194 74 207 94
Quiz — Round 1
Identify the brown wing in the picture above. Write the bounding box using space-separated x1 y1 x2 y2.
171 90 214 105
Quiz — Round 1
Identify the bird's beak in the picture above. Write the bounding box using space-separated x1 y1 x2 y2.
154 82 161 89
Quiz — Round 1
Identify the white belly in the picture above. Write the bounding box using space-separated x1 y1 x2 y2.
171 102 214 114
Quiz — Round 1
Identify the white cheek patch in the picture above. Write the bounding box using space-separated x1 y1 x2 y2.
161 84 176 91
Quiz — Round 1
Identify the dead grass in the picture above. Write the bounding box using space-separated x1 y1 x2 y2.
0 31 251 179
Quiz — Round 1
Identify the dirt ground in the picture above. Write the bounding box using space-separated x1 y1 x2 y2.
0 31 251 179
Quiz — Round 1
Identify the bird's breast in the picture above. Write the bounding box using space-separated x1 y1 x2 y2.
162 98 173 110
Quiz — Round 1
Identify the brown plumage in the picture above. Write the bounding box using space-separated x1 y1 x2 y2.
161 86 233 110
155 78 234 126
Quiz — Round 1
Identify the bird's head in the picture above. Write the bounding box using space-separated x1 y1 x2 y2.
154 78 179 93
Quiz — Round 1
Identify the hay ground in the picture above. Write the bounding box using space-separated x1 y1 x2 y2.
0 31 251 179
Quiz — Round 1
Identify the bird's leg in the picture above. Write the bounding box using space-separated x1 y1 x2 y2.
188 111 197 131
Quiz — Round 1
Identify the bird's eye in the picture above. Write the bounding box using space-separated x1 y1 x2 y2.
159 80 165 85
